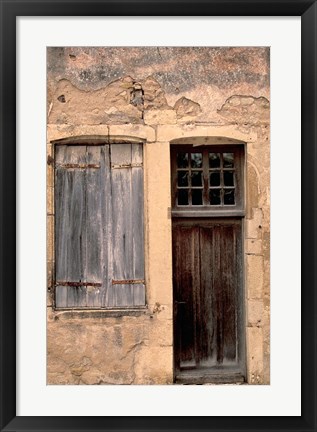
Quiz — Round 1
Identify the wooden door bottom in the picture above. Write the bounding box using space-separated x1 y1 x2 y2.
175 368 245 384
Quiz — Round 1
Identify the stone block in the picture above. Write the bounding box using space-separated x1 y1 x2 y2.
46 145 54 174
218 95 270 126
47 143 53 157
47 215 54 262
247 299 263 326
47 164 54 188
246 255 264 299
263 256 271 297
262 325 270 353
245 239 262 255
263 353 270 384
246 163 259 218
47 186 54 215
246 208 263 239
174 97 201 118
146 142 173 305
109 124 156 142
156 124 256 143
147 311 173 347
144 108 177 125
246 327 264 384
47 260 54 290
133 345 173 384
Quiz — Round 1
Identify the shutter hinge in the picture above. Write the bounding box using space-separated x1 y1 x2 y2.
111 163 143 169
112 279 145 285
56 164 100 169
55 281 102 287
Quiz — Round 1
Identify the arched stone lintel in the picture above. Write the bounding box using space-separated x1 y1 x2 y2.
47 124 156 144
170 136 246 146
51 135 145 146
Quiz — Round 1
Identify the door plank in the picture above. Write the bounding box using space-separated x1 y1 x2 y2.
173 225 199 370
199 226 216 366
221 225 237 362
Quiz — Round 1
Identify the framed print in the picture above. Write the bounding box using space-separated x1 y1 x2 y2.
1 1 316 431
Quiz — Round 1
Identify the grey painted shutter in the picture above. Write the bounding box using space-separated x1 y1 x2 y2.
55 143 145 309
55 145 104 308
109 143 145 307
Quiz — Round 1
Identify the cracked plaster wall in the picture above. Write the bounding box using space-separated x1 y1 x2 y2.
47 47 270 385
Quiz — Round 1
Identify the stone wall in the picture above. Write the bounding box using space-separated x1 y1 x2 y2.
47 47 270 385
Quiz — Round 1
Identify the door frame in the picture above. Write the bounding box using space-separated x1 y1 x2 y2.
170 143 246 384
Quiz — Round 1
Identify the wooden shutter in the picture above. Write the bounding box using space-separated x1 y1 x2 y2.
109 143 145 307
54 143 145 309
55 145 104 308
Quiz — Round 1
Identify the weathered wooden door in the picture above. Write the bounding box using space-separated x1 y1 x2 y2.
173 219 245 383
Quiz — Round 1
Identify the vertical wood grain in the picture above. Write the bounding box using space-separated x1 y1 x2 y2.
173 219 243 372
173 225 199 369
199 226 215 365
86 146 103 307
54 143 145 309
110 144 134 307
221 225 237 362
101 145 113 307
55 146 87 307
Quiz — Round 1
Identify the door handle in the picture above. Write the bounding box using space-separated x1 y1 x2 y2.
175 301 187 304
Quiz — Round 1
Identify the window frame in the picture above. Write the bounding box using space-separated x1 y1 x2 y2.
170 144 245 218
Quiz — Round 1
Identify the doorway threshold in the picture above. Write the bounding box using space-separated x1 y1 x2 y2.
175 369 245 385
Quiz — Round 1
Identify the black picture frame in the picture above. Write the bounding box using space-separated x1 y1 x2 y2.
0 1 316 431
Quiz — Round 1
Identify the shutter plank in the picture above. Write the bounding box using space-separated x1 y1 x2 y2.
55 285 67 308
110 144 133 307
55 146 87 308
101 145 113 307
66 146 87 308
131 144 145 305
133 284 146 305
86 146 103 307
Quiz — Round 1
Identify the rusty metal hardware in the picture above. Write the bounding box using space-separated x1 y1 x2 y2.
111 163 143 169
55 281 102 287
112 279 145 285
56 164 100 169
